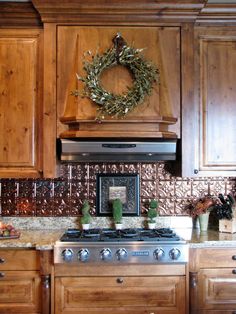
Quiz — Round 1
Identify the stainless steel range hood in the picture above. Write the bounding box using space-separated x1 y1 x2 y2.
57 138 177 162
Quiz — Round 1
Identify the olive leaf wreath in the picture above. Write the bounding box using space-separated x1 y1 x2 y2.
72 33 159 120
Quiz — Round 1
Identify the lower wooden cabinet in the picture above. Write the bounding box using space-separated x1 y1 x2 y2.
0 270 41 314
55 275 186 314
0 249 52 314
189 247 236 313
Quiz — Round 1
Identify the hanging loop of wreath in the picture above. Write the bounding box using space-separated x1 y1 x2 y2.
72 33 159 120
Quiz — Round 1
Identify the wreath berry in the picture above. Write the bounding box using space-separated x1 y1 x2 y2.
72 34 159 120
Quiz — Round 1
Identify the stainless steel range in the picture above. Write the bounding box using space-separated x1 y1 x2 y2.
54 228 188 264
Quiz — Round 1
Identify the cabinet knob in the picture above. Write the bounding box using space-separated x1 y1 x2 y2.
194 169 198 174
0 272 5 278
116 277 124 284
232 269 236 274
0 258 5 264
232 255 236 260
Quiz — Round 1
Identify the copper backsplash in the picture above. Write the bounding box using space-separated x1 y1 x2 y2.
1 162 235 216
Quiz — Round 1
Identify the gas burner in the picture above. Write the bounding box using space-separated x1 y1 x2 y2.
65 229 82 238
82 229 100 238
120 229 139 238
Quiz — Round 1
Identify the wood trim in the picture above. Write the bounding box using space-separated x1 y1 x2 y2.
0 2 42 27
197 3 236 25
180 23 196 177
40 250 53 314
55 263 186 277
32 0 205 23
43 23 58 178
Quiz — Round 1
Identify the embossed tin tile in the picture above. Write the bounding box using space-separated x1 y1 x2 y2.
208 178 227 196
140 181 157 199
140 163 157 180
88 163 107 181
157 180 175 198
174 179 192 198
71 163 88 180
1 162 236 217
191 179 209 197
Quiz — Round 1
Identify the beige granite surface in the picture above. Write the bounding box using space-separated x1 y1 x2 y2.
0 230 63 250
1 217 236 249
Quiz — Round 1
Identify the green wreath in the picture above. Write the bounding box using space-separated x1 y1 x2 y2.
72 34 159 120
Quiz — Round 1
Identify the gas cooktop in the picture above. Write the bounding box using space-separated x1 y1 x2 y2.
60 227 182 243
55 227 188 264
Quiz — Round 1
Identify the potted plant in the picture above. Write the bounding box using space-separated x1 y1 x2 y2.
112 198 123 230
80 200 91 230
189 196 215 232
147 199 159 229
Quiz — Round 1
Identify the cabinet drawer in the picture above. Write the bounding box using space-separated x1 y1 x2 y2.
196 248 236 268
0 250 39 270
198 268 236 310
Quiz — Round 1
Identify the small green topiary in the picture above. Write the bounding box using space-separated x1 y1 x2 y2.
81 200 91 224
112 199 123 224
147 199 159 223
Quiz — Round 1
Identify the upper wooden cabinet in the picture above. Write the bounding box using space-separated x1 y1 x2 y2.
0 29 44 178
57 26 180 139
182 27 236 177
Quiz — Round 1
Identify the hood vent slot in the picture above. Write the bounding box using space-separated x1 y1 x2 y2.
57 138 177 162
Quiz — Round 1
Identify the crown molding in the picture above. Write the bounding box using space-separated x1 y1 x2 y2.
197 3 236 24
0 2 42 27
31 0 206 24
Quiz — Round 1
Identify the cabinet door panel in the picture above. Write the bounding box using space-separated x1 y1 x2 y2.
183 28 236 177
55 276 185 314
0 29 43 178
199 268 236 310
0 270 41 313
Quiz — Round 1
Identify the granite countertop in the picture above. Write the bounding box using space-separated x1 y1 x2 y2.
1 227 236 250
189 228 236 248
0 229 64 250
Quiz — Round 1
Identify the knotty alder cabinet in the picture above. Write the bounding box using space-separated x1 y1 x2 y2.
54 264 187 314
0 29 44 178
0 249 41 314
182 27 236 177
189 247 236 313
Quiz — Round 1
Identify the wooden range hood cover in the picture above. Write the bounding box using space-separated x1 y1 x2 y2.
31 0 206 139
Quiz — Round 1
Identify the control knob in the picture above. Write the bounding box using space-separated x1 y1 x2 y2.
153 248 165 260
78 248 90 262
169 248 181 260
61 248 73 262
116 248 128 261
100 248 112 261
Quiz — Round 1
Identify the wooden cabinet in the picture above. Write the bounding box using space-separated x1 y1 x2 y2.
182 27 236 177
0 249 41 313
189 247 236 313
54 264 187 314
0 29 44 178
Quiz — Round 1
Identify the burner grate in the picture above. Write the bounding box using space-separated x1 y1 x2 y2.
60 227 181 242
